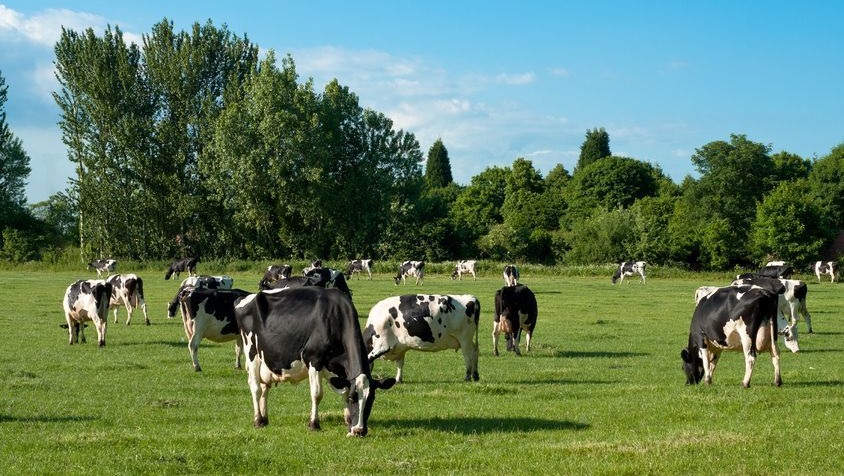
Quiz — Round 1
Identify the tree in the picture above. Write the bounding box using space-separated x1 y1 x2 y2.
808 143 844 230
575 127 610 173
0 70 32 225
449 166 509 257
424 138 453 188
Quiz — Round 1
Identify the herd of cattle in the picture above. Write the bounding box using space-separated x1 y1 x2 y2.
64 257 836 436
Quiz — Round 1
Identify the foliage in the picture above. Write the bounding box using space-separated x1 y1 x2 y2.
424 138 453 188
563 207 636 264
0 70 32 226
575 126 610 172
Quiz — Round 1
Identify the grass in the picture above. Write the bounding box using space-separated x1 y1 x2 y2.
0 268 842 475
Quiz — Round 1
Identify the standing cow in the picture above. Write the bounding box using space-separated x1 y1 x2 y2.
346 259 373 280
451 260 477 281
364 294 480 383
493 284 538 356
258 264 292 289
62 279 113 347
612 261 646 284
814 261 836 283
235 287 395 436
394 260 425 285
167 275 234 319
179 287 251 371
165 257 199 280
681 284 782 387
503 264 519 287
87 259 117 277
106 273 149 325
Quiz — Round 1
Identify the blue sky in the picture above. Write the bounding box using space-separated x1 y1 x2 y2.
2 1 843 203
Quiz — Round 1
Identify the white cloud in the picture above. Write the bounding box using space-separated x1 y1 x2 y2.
495 72 536 85
0 5 108 47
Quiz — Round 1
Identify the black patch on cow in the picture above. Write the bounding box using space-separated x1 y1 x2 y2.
396 295 435 343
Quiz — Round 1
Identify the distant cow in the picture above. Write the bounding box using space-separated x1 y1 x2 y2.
757 264 792 279
62 279 113 347
612 261 646 285
260 268 352 300
259 264 292 289
451 260 477 281
179 287 251 371
235 287 396 436
165 257 199 280
88 259 117 277
302 260 323 275
681 284 782 387
493 284 538 356
346 259 373 280
167 275 234 319
364 294 480 383
814 261 836 283
105 274 149 326
503 265 519 287
394 260 424 285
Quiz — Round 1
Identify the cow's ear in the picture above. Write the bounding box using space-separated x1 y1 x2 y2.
680 349 691 362
329 376 350 390
375 378 397 390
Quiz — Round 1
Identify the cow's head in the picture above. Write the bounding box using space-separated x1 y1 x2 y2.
680 348 704 385
781 323 800 353
329 374 396 437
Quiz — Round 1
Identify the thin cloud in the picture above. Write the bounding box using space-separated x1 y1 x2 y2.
0 6 108 47
495 72 536 85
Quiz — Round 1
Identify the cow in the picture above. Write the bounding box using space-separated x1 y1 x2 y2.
493 284 538 356
234 287 396 436
87 259 117 277
757 263 792 279
258 264 292 289
62 279 113 347
394 260 424 285
681 284 782 388
165 257 199 280
302 260 323 275
105 274 149 326
179 287 251 372
346 259 373 280
304 267 353 300
451 260 477 281
732 275 813 336
363 294 480 383
167 275 234 319
612 261 646 285
503 264 519 287
814 261 836 283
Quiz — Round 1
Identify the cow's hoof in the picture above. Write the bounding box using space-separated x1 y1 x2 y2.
253 416 268 428
194 366 202 372
472 373 480 381
145 321 151 326
309 420 321 431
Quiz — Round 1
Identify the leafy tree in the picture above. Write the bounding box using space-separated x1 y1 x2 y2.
563 208 635 265
0 70 32 228
808 143 844 230
575 127 610 173
424 138 453 188
449 166 509 255
629 194 679 264
771 151 812 183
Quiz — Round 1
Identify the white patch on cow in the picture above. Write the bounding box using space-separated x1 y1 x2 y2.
235 293 258 309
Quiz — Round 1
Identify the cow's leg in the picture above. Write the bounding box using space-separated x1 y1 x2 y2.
234 336 243 369
307 365 323 431
461 340 479 381
740 332 756 388
124 299 134 325
800 301 813 334
113 306 120 324
188 323 204 371
394 357 405 383
139 299 150 326
247 358 269 427
699 348 717 385
66 315 77 344
524 329 533 353
94 318 106 347
492 324 501 357
768 320 782 387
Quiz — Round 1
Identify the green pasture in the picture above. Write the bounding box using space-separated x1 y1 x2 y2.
1 269 842 475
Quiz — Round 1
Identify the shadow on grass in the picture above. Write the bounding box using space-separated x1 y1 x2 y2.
785 380 844 387
0 414 97 423
550 350 649 359
378 416 589 434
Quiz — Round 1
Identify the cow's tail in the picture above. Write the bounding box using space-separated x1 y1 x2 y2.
472 298 480 351
134 278 145 306
165 268 173 280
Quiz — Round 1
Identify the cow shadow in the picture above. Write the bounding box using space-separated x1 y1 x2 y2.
0 414 98 423
784 380 844 388
378 416 589 434
551 350 649 359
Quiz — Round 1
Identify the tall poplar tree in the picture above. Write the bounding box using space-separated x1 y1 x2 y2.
575 127 611 173
424 138 453 188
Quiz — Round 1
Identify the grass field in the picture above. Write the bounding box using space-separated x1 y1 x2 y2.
1 268 842 475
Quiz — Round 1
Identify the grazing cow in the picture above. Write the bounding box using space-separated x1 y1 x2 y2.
179 287 251 371
235 287 396 436
105 274 149 326
503 264 520 287
165 257 199 280
258 264 292 289
167 275 234 319
302 260 323 275
87 259 117 277
757 264 792 279
394 260 425 285
681 285 782 387
363 294 480 383
493 285 538 356
814 261 836 283
62 279 113 347
346 259 373 280
733 275 813 335
612 261 647 285
304 267 353 300
451 260 477 281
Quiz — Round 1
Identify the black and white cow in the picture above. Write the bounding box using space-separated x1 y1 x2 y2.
503 264 519 287
258 264 292 289
394 260 424 285
62 279 113 347
164 257 199 280
451 260 477 281
167 275 234 319
105 273 149 326
612 261 646 284
234 287 395 436
304 267 353 300
179 287 251 371
732 275 813 336
493 285 538 356
346 259 373 280
363 294 480 383
87 259 117 277
302 260 323 275
814 261 836 283
757 263 792 279
681 284 782 387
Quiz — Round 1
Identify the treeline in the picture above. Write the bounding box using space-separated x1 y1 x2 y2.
2 19 843 270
